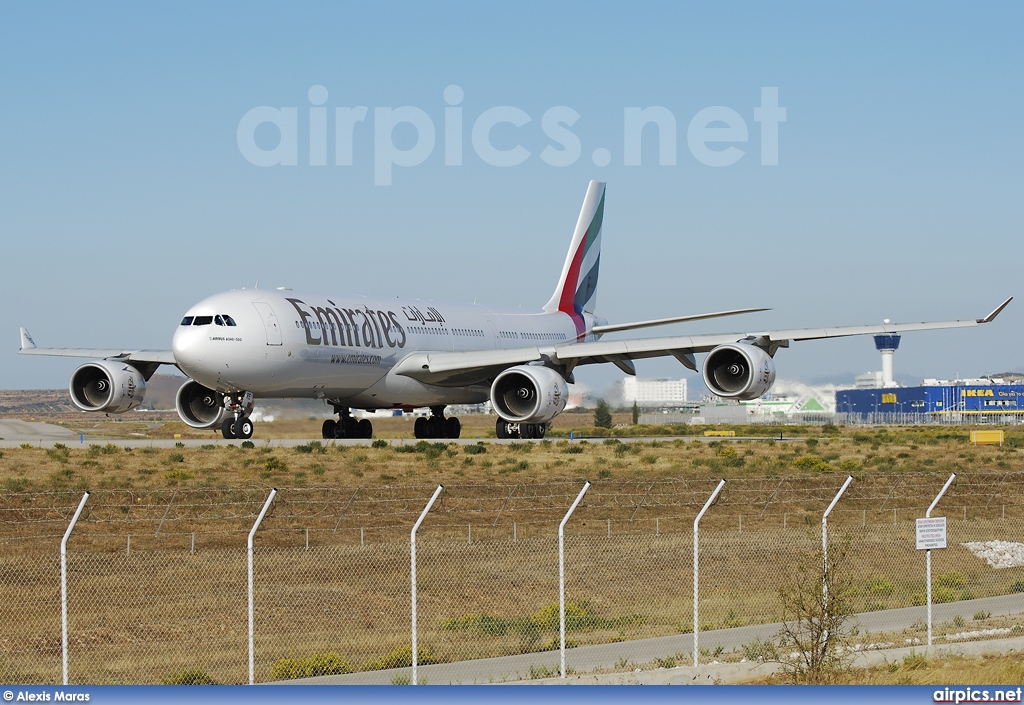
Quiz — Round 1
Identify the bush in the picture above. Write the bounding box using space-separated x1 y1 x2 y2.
167 453 185 463
362 644 437 672
371 439 389 449
1010 580 1024 593
862 577 895 597
269 652 352 680
935 571 967 590
241 440 255 449
464 443 486 455
792 456 832 473
264 457 288 472
296 441 326 454
161 668 216 685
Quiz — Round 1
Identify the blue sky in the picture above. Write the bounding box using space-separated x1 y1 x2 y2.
2 2 1021 393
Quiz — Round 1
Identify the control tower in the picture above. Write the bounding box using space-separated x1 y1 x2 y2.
873 334 901 388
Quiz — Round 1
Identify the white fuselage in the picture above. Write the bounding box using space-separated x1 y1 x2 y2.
171 289 590 410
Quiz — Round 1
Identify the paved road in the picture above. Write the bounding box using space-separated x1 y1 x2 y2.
287 593 1024 685
0 419 77 443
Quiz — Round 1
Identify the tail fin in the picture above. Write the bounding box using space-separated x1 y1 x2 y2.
543 181 605 329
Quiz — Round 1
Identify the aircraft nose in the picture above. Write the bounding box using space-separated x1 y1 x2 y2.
171 326 204 377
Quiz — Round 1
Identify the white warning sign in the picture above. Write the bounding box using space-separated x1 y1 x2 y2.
916 517 947 550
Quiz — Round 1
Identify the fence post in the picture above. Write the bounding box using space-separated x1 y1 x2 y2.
822 476 853 605
926 473 956 646
61 492 89 686
694 479 725 667
560 481 591 679
248 488 277 685
411 485 443 686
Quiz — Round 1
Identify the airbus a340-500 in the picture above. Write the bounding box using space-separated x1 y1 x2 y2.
19 181 1011 440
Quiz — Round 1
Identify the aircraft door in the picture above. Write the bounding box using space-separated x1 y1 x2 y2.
252 302 283 346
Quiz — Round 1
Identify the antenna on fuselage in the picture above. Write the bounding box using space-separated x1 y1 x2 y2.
255 280 259 289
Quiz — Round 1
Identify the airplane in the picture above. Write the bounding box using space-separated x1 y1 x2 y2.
19 181 1012 441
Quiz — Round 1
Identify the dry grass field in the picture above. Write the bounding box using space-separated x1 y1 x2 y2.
2 422 1023 684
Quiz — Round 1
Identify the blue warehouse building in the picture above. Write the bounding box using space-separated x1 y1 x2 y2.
836 384 1024 420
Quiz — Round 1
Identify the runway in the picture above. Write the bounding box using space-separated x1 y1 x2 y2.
0 419 78 443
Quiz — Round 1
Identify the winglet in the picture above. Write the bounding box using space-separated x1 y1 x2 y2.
19 327 36 350
978 297 1013 324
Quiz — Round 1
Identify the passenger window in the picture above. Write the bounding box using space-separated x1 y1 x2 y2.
181 317 194 326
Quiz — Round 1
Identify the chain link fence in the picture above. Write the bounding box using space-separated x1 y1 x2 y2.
2 474 1023 684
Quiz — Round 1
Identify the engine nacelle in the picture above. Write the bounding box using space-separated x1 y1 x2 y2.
69 361 147 414
175 379 228 429
702 343 776 400
490 365 568 423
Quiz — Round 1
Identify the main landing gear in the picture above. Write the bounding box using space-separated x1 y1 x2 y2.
496 419 547 439
221 391 255 440
414 407 461 439
322 405 373 439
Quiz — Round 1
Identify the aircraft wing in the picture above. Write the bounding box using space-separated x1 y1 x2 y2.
395 298 1012 385
18 327 176 375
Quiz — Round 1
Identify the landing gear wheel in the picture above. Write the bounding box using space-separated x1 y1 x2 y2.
322 419 337 439
496 419 520 439
444 417 461 439
414 417 428 439
221 418 237 440
236 418 254 440
427 416 445 438
357 419 373 439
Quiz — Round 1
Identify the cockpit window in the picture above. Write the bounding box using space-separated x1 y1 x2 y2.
223 315 237 326
180 316 194 326
193 315 213 326
214 315 224 326
214 314 237 326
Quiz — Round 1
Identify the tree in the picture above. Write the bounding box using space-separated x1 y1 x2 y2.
631 401 639 425
775 536 858 683
593 399 613 428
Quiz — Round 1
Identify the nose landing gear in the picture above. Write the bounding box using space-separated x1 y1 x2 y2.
220 391 255 440
322 405 373 439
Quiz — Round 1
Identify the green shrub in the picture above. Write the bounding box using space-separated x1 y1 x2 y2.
161 668 216 685
935 571 967 590
269 652 352 680
47 444 71 463
296 441 326 454
362 644 437 672
464 443 486 455
167 452 185 463
1010 580 1024 593
562 445 584 455
371 439 389 449
863 577 895 597
792 456 832 473
264 457 288 472
241 440 255 449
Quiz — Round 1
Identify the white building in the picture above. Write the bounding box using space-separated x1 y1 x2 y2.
622 377 688 407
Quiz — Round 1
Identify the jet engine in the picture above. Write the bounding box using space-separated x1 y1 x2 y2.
175 379 228 429
69 361 147 414
490 365 568 423
702 343 776 400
